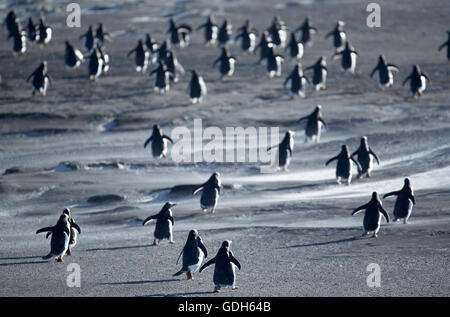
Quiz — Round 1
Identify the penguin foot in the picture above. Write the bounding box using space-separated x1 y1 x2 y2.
187 271 193 280
169 241 176 244
372 234 378 238
67 250 72 256
55 256 63 262
232 286 239 290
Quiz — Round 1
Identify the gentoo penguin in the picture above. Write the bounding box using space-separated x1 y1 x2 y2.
352 192 390 238
142 201 176 245
287 32 304 61
284 64 309 98
36 213 71 262
193 172 222 213
173 229 208 280
46 209 81 256
370 55 399 89
402 64 430 98
197 15 218 46
383 178 416 224
27 61 52 96
199 240 241 293
351 136 380 179
150 61 171 94
267 131 295 171
188 70 207 104
296 17 318 47
143 124 174 158
333 41 358 74
438 31 450 63
262 44 284 78
213 47 238 80
235 20 257 54
267 16 288 49
325 21 346 52
128 39 149 73
64 41 84 69
325 145 361 185
145 33 159 64
97 45 110 74
156 40 169 64
167 19 192 48
95 23 111 44
298 105 327 143
88 48 104 81
80 25 96 52
37 18 52 47
9 23 27 56
217 19 232 47
27 18 39 43
165 50 185 83
256 31 272 64
304 56 328 91
4 10 17 38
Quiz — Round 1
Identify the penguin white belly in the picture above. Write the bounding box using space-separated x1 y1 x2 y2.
350 52 357 73
297 43 304 59
275 57 283 76
44 28 52 44
418 76 427 93
187 249 204 273
228 59 235 76
249 34 256 52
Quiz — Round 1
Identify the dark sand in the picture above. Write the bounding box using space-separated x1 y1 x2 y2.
0 0 449 296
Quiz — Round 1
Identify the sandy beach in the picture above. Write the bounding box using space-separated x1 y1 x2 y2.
0 0 449 297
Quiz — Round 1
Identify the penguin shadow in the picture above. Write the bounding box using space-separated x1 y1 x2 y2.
139 291 215 297
100 278 179 286
0 259 49 266
280 236 360 249
85 244 153 252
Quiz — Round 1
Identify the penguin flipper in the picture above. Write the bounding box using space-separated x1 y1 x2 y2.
319 118 328 130
71 222 81 234
325 155 338 166
198 238 208 258
369 149 380 165
173 269 185 276
351 157 362 171
352 204 367 216
168 216 174 225
379 206 390 223
402 75 411 86
438 42 448 51
162 135 174 144
370 66 378 78
383 191 400 199
176 249 183 265
230 252 241 270
193 186 204 195
142 214 157 226
409 194 416 205
46 231 52 239
36 226 54 234
199 257 216 272
144 136 153 148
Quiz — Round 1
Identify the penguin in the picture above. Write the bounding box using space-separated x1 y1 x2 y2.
325 21 346 52
402 64 430 98
167 19 192 48
298 105 327 143
27 17 39 43
193 172 222 213
199 240 241 293
9 22 27 56
187 70 207 104
88 48 104 81
97 45 110 74
46 209 81 256
256 31 272 64
333 41 358 74
4 10 17 38
213 47 238 80
37 18 52 47
352 192 390 238
150 61 171 94
370 55 399 89
287 32 304 61
143 124 174 158
304 56 328 91
438 31 450 63
165 50 185 83
36 213 71 262
80 25 96 52
217 19 232 47
235 20 257 54
142 201 176 245
26 61 52 96
64 41 84 69
296 17 318 47
383 178 416 224
128 39 149 73
95 23 111 44
325 145 361 185
351 136 380 179
197 15 219 46
156 40 169 64
283 64 309 98
267 16 288 49
145 33 159 64
261 44 284 78
173 229 208 280
267 131 295 171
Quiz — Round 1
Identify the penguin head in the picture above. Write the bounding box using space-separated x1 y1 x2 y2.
314 105 322 115
62 208 71 217
371 192 379 201
379 55 386 64
188 229 199 239
152 124 162 135
361 136 368 146
345 41 352 50
164 201 177 209
190 69 198 78
412 64 421 75
221 240 232 251
207 15 215 23
65 40 70 46
211 172 221 182
286 130 295 138
337 20 345 27
404 178 411 187
341 144 349 155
